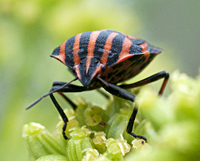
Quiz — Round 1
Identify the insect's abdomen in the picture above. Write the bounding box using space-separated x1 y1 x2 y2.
99 42 161 84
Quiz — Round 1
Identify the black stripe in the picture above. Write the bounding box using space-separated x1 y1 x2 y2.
65 36 75 68
78 31 92 59
51 46 60 57
78 58 87 72
89 58 99 74
93 30 113 59
78 58 100 86
149 46 162 54
129 44 142 55
106 34 125 67
147 44 152 52
129 38 144 45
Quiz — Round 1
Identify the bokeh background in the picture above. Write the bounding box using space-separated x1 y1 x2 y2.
0 0 200 160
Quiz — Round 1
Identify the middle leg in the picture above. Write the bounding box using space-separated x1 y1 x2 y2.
97 76 147 141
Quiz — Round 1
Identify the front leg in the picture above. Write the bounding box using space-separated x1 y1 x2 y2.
26 77 89 140
49 93 69 139
48 82 88 139
51 81 88 110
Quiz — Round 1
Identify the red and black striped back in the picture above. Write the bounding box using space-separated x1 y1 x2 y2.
51 30 144 68
51 30 162 85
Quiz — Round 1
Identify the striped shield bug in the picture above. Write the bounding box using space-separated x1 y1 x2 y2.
27 30 169 142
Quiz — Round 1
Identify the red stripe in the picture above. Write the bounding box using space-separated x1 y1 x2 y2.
86 58 91 73
87 31 101 58
73 33 82 65
75 65 81 80
140 42 149 58
85 31 101 73
116 37 133 63
100 32 119 65
53 40 67 65
92 64 101 79
140 42 148 53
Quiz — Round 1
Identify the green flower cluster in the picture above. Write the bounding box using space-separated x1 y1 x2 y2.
23 97 146 161
23 71 200 161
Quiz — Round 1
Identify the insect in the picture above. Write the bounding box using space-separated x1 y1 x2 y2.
27 30 169 142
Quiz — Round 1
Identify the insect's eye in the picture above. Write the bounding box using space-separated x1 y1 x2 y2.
101 64 106 71
72 66 76 72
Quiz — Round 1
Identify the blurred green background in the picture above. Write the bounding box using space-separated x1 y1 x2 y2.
0 0 199 160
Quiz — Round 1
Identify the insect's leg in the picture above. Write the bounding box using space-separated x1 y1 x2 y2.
26 78 87 140
48 83 87 139
51 82 77 110
97 76 147 141
57 92 77 110
51 83 87 93
119 71 169 95
49 93 69 139
52 82 109 109
126 104 147 141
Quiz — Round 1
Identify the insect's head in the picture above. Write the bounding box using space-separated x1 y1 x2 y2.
73 57 104 87
50 46 105 87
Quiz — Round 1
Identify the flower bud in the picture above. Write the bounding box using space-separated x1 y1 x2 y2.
105 137 131 160
66 127 95 161
23 122 66 159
